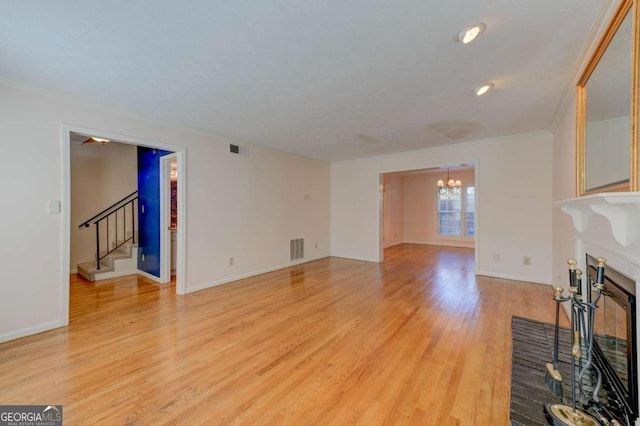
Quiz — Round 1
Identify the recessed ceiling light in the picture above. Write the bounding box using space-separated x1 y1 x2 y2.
474 83 494 96
457 23 486 44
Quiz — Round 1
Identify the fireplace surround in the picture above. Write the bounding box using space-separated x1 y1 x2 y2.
558 192 640 423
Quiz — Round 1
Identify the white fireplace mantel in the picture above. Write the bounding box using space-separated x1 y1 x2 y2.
555 192 640 247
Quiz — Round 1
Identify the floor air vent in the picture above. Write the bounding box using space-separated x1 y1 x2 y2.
290 238 304 261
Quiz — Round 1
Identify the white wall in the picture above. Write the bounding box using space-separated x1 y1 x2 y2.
0 83 330 341
550 3 640 416
331 131 553 284
382 174 404 248
402 168 475 248
552 74 640 426
551 95 579 288
70 142 137 269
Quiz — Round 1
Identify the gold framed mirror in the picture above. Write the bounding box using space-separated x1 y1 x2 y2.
576 0 639 196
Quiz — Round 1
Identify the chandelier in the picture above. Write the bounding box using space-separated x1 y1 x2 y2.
437 168 462 196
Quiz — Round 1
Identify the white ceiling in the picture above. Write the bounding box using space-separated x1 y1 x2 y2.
1 0 607 162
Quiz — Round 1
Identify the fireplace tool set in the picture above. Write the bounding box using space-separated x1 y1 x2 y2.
544 257 625 426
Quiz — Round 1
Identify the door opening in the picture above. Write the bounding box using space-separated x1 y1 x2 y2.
62 125 187 325
160 153 178 283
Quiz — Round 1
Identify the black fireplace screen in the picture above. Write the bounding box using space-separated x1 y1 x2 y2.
586 253 638 420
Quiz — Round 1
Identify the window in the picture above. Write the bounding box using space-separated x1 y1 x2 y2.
437 186 475 237
437 187 462 236
465 187 475 237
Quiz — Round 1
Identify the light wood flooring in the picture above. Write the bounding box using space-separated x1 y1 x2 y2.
0 244 566 425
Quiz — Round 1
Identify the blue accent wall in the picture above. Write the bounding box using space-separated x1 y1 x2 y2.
137 147 172 277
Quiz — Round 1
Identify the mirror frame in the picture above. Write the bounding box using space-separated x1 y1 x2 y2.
576 0 639 196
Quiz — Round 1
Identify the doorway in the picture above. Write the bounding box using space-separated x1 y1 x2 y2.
61 125 186 325
160 153 178 283
378 164 478 266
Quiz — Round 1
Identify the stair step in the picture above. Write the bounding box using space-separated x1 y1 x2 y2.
77 261 114 282
102 251 131 268
98 242 138 257
77 242 139 282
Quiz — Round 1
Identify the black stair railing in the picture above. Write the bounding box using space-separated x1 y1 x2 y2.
78 191 138 271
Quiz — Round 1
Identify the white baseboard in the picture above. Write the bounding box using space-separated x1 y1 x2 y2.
475 270 549 286
403 240 474 249
187 255 330 293
136 269 165 284
93 270 140 281
382 241 403 249
0 320 64 344
329 254 379 263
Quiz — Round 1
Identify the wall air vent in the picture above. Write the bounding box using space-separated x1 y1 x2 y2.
230 144 240 154
290 238 304 261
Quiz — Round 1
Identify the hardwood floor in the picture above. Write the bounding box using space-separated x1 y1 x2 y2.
0 244 566 425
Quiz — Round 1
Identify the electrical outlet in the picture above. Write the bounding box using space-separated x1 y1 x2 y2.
315 243 318 249
229 257 234 266
523 256 531 266
141 254 145 261
493 253 500 261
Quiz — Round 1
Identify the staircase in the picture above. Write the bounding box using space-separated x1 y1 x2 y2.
77 241 138 281
77 191 139 282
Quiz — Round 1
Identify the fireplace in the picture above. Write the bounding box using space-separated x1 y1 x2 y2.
558 192 640 424
586 253 638 421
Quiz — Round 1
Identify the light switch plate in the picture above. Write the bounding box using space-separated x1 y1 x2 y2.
48 200 61 214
